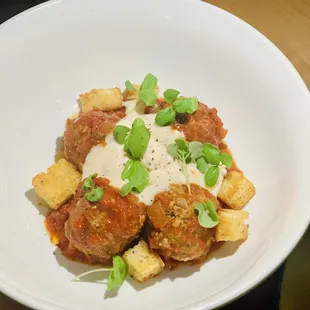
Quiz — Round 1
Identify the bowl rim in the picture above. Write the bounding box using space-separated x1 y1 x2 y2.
0 0 309 309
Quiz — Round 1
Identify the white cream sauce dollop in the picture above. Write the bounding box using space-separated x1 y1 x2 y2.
83 101 226 205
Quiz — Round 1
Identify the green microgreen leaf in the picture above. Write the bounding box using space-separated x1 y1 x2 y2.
113 125 130 145
195 201 219 228
220 152 233 169
173 97 198 114
163 89 180 103
196 156 208 173
82 173 98 191
121 159 134 180
140 73 158 91
188 141 203 161
85 187 104 202
83 178 94 191
167 143 179 158
125 80 135 90
203 143 221 165
155 107 176 126
175 138 189 151
166 139 192 193
120 182 133 197
120 160 149 196
72 256 128 292
204 165 220 187
107 256 128 291
126 118 151 159
139 89 157 106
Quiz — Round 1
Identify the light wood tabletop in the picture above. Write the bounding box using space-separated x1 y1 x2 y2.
0 0 309 309
205 0 310 88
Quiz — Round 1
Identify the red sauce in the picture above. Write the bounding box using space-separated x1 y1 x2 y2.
46 178 146 264
46 100 239 267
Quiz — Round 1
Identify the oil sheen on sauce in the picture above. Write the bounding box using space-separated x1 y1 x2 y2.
83 101 226 205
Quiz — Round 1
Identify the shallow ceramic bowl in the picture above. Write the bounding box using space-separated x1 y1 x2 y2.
0 0 309 309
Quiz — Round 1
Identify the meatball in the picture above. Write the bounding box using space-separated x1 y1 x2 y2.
64 108 125 171
173 103 227 146
147 184 219 262
45 200 94 263
64 178 146 261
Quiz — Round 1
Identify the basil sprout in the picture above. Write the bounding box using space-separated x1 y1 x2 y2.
195 201 219 228
196 157 208 173
139 89 157 106
126 118 150 159
188 141 203 161
113 125 130 144
220 152 233 169
125 80 135 90
140 73 158 90
121 159 134 180
204 165 220 187
82 173 98 191
85 187 104 202
203 143 221 165
163 88 180 103
167 143 179 158
107 256 128 291
175 138 189 151
166 139 191 193
155 107 176 126
82 178 94 191
73 255 128 292
173 97 198 114
121 160 149 196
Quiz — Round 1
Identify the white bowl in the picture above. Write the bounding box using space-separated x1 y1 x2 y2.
0 0 309 309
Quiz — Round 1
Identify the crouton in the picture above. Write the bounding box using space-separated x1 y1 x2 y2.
123 84 140 101
79 88 122 112
123 240 164 282
218 171 255 210
216 209 249 242
32 159 81 210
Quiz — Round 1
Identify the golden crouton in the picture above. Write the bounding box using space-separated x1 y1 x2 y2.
32 159 81 210
218 171 255 210
79 88 122 112
123 240 164 282
123 84 140 101
216 209 249 242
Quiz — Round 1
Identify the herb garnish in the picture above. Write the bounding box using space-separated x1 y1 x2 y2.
195 201 219 228
125 73 158 106
82 173 103 202
73 256 128 292
120 160 149 196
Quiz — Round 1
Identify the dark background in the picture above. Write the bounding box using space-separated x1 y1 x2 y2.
0 1 284 309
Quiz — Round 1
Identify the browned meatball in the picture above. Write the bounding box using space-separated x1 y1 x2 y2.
148 184 219 262
146 101 227 146
64 108 126 171
173 103 227 146
64 178 146 261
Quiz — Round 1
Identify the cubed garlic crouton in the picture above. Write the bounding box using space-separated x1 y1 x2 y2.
32 159 81 210
79 88 123 112
123 84 140 101
216 209 249 242
123 240 164 282
218 171 255 210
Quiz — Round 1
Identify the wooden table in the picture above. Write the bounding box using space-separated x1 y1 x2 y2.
0 0 309 309
205 0 310 89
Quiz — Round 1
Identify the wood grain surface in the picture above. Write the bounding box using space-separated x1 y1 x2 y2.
0 0 309 309
205 0 310 88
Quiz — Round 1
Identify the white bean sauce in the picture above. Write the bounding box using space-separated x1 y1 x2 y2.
83 101 226 205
